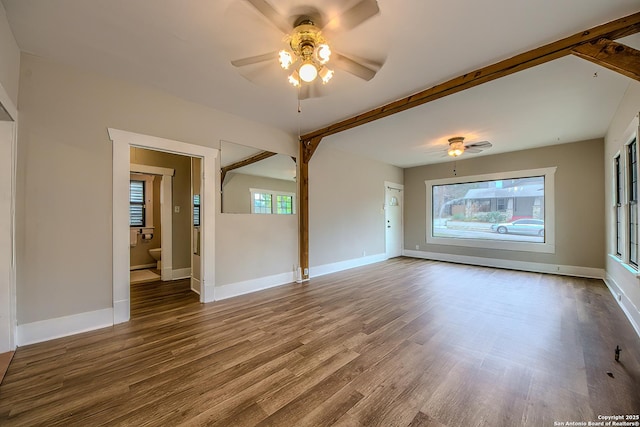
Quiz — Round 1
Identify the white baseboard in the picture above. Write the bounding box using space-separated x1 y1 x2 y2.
130 263 156 271
172 267 192 280
604 274 640 339
214 271 296 301
403 250 605 279
310 253 388 278
17 308 114 347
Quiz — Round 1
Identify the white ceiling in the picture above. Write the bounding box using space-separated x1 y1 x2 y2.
2 0 639 168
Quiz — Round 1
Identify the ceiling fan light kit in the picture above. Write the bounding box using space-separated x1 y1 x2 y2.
446 137 492 157
232 0 383 98
447 137 465 157
279 19 334 86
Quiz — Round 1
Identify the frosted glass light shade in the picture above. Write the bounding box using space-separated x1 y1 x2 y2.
299 62 318 82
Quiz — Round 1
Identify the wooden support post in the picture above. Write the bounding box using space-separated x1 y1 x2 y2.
298 136 323 281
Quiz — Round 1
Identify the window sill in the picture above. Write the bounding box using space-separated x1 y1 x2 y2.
608 253 640 277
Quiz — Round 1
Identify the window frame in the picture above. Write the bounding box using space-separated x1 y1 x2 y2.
129 179 146 227
129 174 154 228
614 154 624 258
425 167 556 254
628 138 638 267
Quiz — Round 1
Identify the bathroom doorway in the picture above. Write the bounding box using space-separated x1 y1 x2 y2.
110 128 217 324
128 147 202 305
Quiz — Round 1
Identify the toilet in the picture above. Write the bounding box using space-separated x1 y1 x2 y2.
148 248 162 270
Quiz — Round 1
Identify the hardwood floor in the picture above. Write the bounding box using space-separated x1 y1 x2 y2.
0 258 639 426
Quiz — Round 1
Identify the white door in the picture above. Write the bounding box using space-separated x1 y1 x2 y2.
385 183 403 258
0 121 15 352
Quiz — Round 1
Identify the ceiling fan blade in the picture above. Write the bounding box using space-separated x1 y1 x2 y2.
465 141 492 149
464 148 483 153
333 53 377 81
231 51 277 67
323 0 380 32
245 0 291 34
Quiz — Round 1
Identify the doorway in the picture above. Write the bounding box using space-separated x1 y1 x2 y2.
109 128 217 324
385 182 404 258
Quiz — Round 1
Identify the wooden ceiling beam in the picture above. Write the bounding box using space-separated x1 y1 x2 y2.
220 150 277 185
300 11 640 143
572 38 640 82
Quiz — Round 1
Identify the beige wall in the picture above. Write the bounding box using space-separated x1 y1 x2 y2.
404 138 605 268
15 53 296 325
604 81 640 322
222 172 296 214
0 2 19 108
309 141 404 267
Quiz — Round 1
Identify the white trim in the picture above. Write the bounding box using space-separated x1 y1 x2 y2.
403 249 605 279
172 267 192 280
108 128 218 319
0 120 17 352
214 271 296 300
425 167 556 254
17 308 114 346
603 273 640 339
310 253 388 278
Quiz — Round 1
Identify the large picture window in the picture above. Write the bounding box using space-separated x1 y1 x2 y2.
426 168 556 253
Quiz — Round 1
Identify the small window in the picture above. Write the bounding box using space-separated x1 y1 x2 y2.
130 180 145 226
193 194 201 227
250 188 296 215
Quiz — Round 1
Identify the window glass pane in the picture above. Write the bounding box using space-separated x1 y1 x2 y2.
193 194 201 226
253 192 272 214
432 176 545 243
276 195 293 214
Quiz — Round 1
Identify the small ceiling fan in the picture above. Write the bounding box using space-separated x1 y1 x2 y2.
230 0 384 99
445 137 492 157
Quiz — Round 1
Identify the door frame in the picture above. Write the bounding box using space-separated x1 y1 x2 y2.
0 85 17 352
109 128 218 324
384 181 404 259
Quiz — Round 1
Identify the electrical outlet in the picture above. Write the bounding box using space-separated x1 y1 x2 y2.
415 245 419 250
174 206 180 213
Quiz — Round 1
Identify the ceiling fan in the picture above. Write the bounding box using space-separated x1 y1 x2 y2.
230 0 384 99
445 137 492 157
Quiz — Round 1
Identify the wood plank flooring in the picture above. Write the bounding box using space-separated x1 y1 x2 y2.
0 258 639 426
